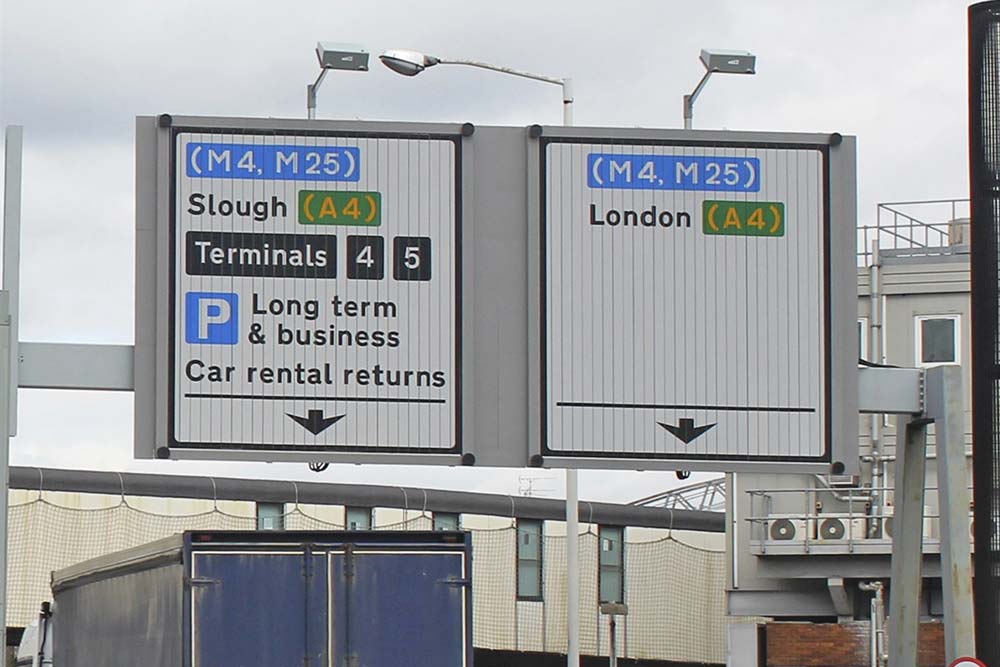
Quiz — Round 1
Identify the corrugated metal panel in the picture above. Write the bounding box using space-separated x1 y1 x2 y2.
171 130 459 453
543 141 827 461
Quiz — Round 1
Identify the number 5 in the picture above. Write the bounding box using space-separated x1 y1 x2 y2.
403 247 420 269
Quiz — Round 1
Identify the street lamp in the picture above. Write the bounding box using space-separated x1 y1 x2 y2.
379 49 574 126
682 48 756 130
307 42 370 120
383 47 578 667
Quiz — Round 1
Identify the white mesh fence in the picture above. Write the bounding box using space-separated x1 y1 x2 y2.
7 494 728 664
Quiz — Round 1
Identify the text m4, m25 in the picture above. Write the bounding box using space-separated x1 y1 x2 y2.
185 142 361 181
587 153 760 192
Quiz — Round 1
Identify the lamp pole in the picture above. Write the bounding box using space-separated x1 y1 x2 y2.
682 49 757 130
381 51 578 665
305 43 370 120
306 69 328 120
683 69 713 130
429 59 574 126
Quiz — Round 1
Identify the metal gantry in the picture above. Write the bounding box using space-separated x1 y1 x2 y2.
630 477 726 513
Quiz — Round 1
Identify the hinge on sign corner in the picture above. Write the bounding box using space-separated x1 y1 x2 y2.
345 654 359 667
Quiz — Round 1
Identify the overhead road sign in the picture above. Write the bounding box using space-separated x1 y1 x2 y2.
136 116 467 462
137 118 856 472
528 126 858 472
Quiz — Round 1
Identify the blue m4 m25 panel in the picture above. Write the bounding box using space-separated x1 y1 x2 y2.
50 531 472 667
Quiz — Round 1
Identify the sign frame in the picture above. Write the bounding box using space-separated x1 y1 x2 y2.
526 125 859 474
135 115 475 464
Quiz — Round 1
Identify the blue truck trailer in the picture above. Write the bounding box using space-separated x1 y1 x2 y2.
49 530 472 667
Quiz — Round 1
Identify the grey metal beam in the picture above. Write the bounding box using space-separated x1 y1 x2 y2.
756 554 943 580
924 365 976 661
827 577 853 619
18 342 133 391
858 366 924 414
3 127 22 435
8 466 725 532
727 589 837 617
888 414 928 667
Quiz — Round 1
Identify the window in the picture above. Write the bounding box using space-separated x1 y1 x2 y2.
345 506 372 530
915 315 960 366
858 317 869 362
599 525 625 604
433 512 460 531
516 519 543 600
256 502 284 531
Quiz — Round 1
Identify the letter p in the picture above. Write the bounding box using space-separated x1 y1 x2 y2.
185 292 238 344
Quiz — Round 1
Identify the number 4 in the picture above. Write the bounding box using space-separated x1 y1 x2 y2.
356 244 375 267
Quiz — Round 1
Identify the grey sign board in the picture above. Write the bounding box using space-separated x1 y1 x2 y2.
136 116 857 472
527 126 858 472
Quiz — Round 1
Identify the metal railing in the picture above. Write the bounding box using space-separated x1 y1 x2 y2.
746 485 973 554
858 198 970 267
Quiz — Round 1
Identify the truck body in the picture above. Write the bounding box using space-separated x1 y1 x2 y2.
50 530 472 667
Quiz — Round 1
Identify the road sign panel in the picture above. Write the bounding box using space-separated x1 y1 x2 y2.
138 120 855 470
154 123 461 455
535 131 855 467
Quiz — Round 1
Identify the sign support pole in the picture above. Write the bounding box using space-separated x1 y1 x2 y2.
888 413 927 667
2 126 20 436
925 365 976 661
560 89 580 667
566 468 579 667
889 366 976 666
0 291 12 633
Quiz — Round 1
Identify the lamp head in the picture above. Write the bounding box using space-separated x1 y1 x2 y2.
699 49 756 75
315 42 370 71
379 49 441 76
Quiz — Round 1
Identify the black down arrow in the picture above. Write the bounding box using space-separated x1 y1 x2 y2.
287 410 345 435
657 418 716 444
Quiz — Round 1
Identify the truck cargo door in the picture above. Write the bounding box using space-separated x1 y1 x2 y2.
330 548 469 667
191 551 315 667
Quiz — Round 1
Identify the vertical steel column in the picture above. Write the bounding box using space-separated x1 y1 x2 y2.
563 88 579 667
2 127 20 436
887 414 928 667
925 366 976 661
608 615 617 667
969 3 1000 663
0 291 11 632
566 469 580 667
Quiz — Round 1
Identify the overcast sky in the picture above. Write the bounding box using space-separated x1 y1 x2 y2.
0 0 973 503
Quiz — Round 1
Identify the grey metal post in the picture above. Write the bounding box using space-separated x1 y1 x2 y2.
306 69 329 120
683 70 712 130
887 413 928 667
924 365 976 660
566 469 580 667
561 78 574 127
608 614 617 667
0 291 12 632
2 127 21 436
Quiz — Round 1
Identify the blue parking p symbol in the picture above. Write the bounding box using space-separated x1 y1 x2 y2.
185 292 238 344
